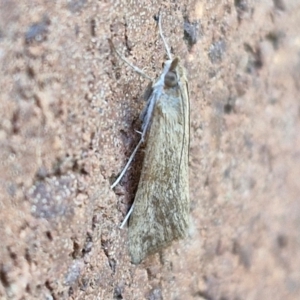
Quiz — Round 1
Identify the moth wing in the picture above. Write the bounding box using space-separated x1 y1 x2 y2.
129 78 190 264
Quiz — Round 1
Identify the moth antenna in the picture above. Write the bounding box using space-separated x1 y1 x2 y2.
157 13 172 60
108 39 153 81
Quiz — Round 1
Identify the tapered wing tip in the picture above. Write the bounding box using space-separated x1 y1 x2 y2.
131 257 143 265
130 247 146 265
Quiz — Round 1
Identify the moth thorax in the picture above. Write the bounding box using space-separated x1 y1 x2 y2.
164 71 178 87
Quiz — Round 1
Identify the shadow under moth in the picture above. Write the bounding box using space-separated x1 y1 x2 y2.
110 13 190 264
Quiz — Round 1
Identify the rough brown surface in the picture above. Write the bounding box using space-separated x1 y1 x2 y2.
0 0 300 299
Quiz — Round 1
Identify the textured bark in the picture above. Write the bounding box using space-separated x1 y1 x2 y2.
0 0 300 299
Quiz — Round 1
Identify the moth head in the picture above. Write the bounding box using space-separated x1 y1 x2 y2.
164 57 180 88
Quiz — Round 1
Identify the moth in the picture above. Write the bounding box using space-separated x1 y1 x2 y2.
110 13 190 264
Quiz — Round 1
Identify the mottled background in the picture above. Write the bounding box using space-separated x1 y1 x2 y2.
1 0 300 299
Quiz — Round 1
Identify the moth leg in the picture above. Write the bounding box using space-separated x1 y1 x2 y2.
108 39 153 81
139 95 151 123
134 129 142 135
157 13 172 60
110 138 144 189
110 95 154 189
119 204 134 229
111 91 156 189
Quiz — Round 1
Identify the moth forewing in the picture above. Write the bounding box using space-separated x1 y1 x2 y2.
110 14 190 264
128 58 190 264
